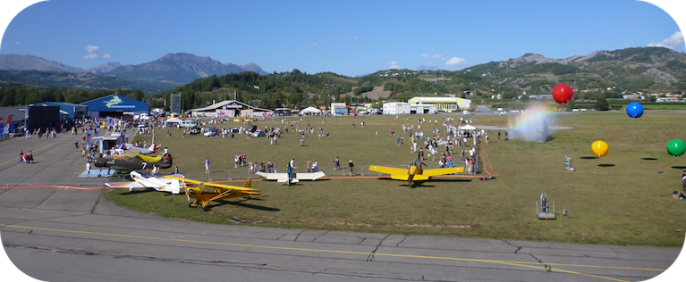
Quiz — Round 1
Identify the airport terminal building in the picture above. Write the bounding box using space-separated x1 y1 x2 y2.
408 97 472 112
80 94 149 118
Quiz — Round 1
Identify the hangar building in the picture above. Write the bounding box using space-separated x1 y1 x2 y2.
80 94 149 118
407 97 471 112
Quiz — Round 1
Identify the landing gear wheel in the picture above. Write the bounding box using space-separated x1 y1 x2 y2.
188 203 195 208
202 206 210 212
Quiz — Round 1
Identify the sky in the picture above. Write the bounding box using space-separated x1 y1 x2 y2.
0 0 684 77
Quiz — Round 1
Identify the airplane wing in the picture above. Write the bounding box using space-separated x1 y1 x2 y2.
105 181 146 189
368 165 411 180
166 177 259 192
136 153 163 163
296 171 326 180
255 172 283 181
421 167 465 177
123 148 140 158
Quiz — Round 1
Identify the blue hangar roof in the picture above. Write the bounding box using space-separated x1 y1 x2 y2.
81 94 149 112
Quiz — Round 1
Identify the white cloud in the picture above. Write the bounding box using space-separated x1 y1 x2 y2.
444 57 468 68
387 61 400 69
422 53 446 60
83 53 98 59
85 45 100 53
648 31 684 50
103 54 111 59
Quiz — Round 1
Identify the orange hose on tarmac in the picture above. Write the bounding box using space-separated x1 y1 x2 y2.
0 185 115 190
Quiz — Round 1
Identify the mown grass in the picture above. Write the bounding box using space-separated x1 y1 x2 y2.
104 111 686 247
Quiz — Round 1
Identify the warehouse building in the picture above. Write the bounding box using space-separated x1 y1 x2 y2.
407 97 471 112
80 94 149 118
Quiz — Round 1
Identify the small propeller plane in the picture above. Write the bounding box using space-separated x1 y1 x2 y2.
166 177 261 211
106 171 185 194
94 152 173 171
369 156 465 187
114 143 160 155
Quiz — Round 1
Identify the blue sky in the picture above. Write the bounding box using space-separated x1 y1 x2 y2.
0 0 684 77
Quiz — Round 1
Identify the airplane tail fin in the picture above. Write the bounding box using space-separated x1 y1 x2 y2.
149 144 159 152
244 180 252 188
168 180 181 194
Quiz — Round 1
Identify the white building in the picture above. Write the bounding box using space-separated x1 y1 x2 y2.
410 104 437 115
382 102 411 115
407 97 471 111
331 103 348 115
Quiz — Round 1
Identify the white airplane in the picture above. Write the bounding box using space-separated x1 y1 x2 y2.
255 171 326 183
105 171 185 194
114 143 160 155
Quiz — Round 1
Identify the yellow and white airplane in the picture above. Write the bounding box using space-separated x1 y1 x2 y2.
369 157 465 187
166 177 261 211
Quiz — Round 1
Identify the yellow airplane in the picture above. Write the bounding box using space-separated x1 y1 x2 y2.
166 177 260 211
369 157 465 187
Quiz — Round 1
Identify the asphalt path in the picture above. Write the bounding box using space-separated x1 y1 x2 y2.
0 128 683 282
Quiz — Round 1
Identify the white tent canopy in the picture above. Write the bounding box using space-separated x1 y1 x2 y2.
300 106 322 115
165 118 183 124
460 125 476 131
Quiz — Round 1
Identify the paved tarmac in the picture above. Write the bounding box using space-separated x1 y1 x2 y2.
0 129 683 282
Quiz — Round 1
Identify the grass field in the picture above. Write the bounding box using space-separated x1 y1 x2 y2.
104 111 686 247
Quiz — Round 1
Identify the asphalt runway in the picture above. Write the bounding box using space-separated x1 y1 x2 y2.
0 129 683 282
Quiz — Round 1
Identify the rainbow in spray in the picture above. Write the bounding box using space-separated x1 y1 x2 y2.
507 103 556 142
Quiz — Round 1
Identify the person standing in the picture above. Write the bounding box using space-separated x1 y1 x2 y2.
287 163 293 185
333 156 340 170
19 150 24 164
205 157 210 173
682 170 686 192
86 161 91 176
349 160 354 177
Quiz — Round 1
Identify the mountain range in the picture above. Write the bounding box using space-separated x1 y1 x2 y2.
0 53 269 93
1 47 684 97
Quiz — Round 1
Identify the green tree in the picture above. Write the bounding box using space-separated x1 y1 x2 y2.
594 97 609 111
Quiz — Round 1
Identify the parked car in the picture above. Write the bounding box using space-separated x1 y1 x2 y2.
251 130 265 137
186 127 201 135
178 120 197 128
203 127 218 137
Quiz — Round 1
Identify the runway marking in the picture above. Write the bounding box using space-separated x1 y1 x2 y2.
0 223 664 281
0 141 62 167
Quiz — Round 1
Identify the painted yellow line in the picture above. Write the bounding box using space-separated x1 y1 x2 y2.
0 223 662 281
0 141 62 166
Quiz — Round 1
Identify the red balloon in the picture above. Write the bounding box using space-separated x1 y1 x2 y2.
552 84 574 105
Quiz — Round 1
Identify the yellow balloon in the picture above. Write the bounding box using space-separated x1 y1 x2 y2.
591 140 609 157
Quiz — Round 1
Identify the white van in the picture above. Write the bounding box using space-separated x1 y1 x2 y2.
179 120 197 128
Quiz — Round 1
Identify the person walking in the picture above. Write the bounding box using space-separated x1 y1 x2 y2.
348 160 354 177
205 157 210 173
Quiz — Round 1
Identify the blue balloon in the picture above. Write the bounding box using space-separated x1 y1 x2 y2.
626 102 644 118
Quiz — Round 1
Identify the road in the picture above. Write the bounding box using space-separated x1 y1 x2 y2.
0 128 683 282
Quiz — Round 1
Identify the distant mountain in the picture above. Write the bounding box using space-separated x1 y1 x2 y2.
105 53 267 86
463 47 686 94
0 53 269 93
240 63 268 75
416 64 441 71
87 62 122 74
0 54 84 73
0 70 175 94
